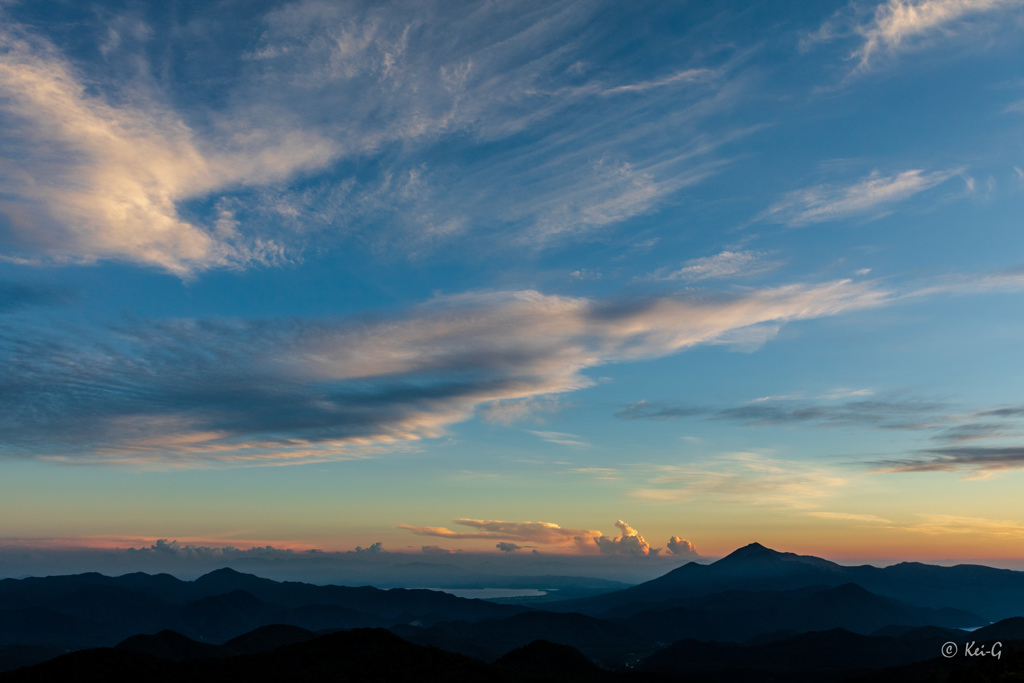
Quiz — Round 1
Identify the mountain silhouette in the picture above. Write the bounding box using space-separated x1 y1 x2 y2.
393 610 644 666
493 639 605 681
0 567 528 672
640 627 945 679
0 629 507 683
615 583 978 642
550 542 1024 622
114 630 232 661
973 616 1024 640
3 546 1023 679
222 624 315 655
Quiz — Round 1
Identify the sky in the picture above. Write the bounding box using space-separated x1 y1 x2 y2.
2 0 1024 579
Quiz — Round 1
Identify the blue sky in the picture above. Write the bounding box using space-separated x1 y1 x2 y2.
2 0 1024 570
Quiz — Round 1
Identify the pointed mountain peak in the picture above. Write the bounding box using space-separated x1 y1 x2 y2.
193 567 269 589
711 543 843 573
200 567 247 578
718 542 778 560
740 542 770 551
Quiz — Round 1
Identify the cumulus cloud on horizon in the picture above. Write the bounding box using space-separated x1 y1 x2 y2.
421 545 460 555
401 518 696 557
125 539 303 560
666 535 699 557
595 520 658 556
352 542 385 554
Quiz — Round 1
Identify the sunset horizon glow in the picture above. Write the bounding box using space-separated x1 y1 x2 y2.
3 0 1024 583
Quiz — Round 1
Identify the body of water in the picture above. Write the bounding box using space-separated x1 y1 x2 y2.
424 588 551 599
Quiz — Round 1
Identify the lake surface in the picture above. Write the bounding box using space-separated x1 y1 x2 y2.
424 588 550 599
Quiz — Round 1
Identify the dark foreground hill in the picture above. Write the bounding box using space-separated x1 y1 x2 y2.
0 567 528 668
5 623 1024 683
392 610 649 666
493 640 607 681
386 582 980 670
0 629 505 683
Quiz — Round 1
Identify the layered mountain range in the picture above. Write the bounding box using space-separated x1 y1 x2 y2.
2 543 1022 681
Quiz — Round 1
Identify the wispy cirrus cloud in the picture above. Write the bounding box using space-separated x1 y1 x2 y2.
12 263 1015 468
854 0 1023 68
618 396 945 430
898 513 1024 538
600 68 715 95
760 169 959 226
629 453 847 509
808 511 892 523
621 389 1024 477
931 422 1015 443
5 260 1024 466
0 279 888 465
530 430 590 447
1 2 750 272
901 265 1024 298
871 445 1024 474
645 250 781 282
571 467 620 481
806 0 1024 71
476 396 563 426
819 387 875 400
0 25 335 275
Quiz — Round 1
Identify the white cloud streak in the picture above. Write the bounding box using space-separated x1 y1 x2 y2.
0 279 890 465
647 250 780 282
898 513 1024 538
530 430 589 447
762 169 958 226
855 0 1023 68
808 511 893 523
629 453 847 509
601 68 715 95
0 27 336 275
0 2 752 270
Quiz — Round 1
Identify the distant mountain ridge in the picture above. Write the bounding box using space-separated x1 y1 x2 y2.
550 542 1024 621
0 566 528 661
3 544 1024 677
